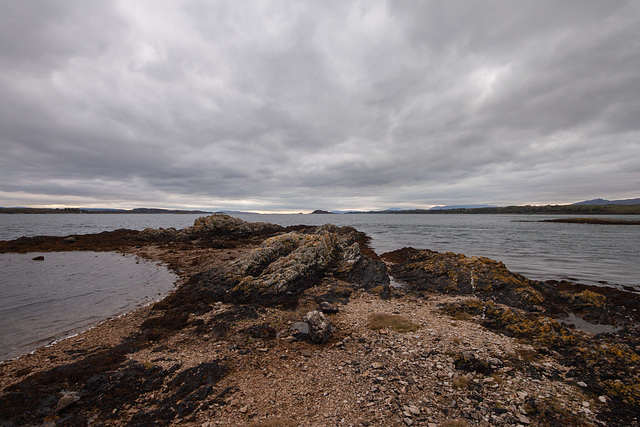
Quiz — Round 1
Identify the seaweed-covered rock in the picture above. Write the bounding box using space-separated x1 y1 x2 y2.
138 227 181 241
384 247 640 329
382 248 542 310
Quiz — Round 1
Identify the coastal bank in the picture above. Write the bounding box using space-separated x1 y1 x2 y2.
1 215 639 426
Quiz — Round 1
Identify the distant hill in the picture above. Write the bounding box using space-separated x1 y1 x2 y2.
350 204 640 215
430 204 492 210
215 210 257 215
310 210 334 214
572 198 640 206
0 207 213 214
128 208 213 214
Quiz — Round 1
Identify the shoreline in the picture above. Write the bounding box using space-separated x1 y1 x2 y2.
1 215 639 425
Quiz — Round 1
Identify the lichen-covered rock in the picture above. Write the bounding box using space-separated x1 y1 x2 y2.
305 310 334 344
197 225 389 306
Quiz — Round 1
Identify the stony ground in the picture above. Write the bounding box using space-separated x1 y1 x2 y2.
0 258 604 425
0 216 634 426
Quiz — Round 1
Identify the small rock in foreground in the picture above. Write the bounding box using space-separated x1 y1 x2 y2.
305 310 334 344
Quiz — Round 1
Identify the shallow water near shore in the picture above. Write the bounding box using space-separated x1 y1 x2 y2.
0 251 177 361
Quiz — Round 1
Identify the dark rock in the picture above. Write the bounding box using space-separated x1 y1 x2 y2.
454 351 494 375
137 214 284 243
243 324 277 340
319 301 339 314
127 361 229 425
55 392 79 412
32 256 44 261
305 310 334 344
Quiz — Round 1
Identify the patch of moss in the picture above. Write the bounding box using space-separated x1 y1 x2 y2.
331 285 353 298
452 376 469 389
368 313 419 333
368 285 384 294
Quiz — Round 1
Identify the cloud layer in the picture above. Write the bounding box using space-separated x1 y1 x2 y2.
1 1 639 211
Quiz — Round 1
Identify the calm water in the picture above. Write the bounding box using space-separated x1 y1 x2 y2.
0 212 638 359
0 251 176 361
1 213 638 289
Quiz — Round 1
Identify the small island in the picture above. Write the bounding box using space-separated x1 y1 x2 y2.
539 217 640 225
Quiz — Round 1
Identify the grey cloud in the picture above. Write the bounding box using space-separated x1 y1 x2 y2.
0 1 638 211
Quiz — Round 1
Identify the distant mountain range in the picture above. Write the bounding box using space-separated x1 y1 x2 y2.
430 204 493 210
572 198 640 206
2 198 639 216
307 197 640 215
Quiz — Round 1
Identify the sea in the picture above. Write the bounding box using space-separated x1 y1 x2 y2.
1 213 639 360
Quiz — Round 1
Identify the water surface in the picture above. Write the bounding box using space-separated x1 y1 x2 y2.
0 251 176 361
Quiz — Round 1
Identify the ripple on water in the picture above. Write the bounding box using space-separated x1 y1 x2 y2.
0 251 177 361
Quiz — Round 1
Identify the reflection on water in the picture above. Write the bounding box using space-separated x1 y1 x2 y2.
0 251 177 361
557 312 621 335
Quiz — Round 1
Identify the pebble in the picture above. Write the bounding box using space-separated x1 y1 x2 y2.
517 414 531 424
408 405 420 415
403 417 414 426
55 393 79 412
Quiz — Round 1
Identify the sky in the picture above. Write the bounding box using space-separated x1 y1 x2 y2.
1 1 639 213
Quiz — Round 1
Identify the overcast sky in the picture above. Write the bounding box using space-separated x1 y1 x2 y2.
1 1 639 212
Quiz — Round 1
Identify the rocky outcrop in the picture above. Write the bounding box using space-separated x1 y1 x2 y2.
382 248 544 311
137 214 284 242
382 247 640 325
194 224 389 306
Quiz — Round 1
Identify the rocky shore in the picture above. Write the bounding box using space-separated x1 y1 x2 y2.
1 215 639 426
